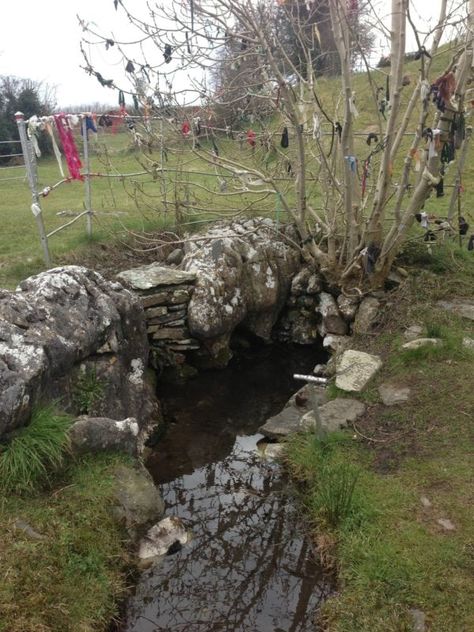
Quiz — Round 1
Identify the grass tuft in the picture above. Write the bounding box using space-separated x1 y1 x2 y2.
0 404 72 494
311 461 361 528
73 367 104 414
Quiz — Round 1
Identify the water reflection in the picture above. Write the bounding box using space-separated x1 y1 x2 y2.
125 344 330 631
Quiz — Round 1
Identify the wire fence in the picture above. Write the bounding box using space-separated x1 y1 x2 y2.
0 140 26 183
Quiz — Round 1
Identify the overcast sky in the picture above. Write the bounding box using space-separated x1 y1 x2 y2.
0 0 457 110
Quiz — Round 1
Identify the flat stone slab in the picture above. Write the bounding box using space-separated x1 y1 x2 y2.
402 338 441 350
378 383 411 406
335 349 382 392
437 299 474 321
259 385 327 439
117 263 196 290
301 398 366 433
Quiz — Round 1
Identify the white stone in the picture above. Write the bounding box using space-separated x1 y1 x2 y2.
462 336 474 350
402 338 441 350
409 608 426 632
335 350 382 392
437 518 456 531
115 419 139 436
128 358 144 385
138 516 190 560
420 496 432 508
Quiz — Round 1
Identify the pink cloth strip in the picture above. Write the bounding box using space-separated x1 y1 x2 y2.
54 114 83 181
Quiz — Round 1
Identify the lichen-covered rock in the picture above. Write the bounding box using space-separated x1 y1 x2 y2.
69 416 139 455
316 292 348 336
352 296 381 334
183 219 300 360
323 334 351 354
0 266 158 439
337 294 360 322
117 263 196 290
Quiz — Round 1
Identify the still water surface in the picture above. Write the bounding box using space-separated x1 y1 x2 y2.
125 343 330 632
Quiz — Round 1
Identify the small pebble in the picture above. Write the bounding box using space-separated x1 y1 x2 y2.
409 608 426 632
420 496 432 508
437 518 456 531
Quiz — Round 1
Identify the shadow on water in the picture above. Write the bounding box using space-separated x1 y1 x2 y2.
125 343 331 632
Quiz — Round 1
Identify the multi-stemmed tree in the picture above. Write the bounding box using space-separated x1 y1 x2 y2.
80 0 474 290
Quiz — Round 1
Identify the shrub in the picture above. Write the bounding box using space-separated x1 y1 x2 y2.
0 404 72 494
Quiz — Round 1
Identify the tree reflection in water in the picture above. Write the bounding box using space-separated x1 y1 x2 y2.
126 434 330 631
126 344 330 631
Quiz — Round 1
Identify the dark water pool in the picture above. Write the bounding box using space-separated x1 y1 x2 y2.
124 343 330 632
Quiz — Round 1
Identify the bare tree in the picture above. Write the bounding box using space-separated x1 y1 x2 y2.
79 0 474 290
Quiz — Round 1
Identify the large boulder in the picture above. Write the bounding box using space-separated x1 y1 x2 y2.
183 219 301 360
0 266 158 439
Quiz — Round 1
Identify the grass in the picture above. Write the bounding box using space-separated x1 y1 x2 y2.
284 247 474 631
0 452 133 632
73 367 105 415
1 42 474 291
0 41 472 631
0 404 72 494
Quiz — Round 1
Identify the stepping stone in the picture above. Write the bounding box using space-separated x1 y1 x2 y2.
301 398 366 433
378 382 411 406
